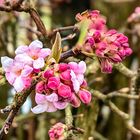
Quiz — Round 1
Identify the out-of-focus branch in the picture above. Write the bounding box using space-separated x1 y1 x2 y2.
0 79 37 138
114 63 136 78
92 89 140 135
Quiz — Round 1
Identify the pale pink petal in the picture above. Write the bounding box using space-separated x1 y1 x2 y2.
15 45 28 55
77 74 84 85
29 40 43 49
46 93 58 102
13 76 24 92
39 48 51 58
78 61 86 73
21 65 33 77
1 56 14 72
15 54 33 66
35 93 46 104
5 72 16 85
46 102 57 112
33 58 45 69
68 62 78 72
54 101 68 110
31 104 48 114
70 70 80 93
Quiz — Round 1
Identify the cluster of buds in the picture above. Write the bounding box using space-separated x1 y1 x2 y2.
1 40 51 92
48 123 67 140
76 10 132 73
31 61 91 113
127 7 140 23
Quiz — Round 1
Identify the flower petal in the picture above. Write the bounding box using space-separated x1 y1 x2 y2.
13 76 24 92
70 70 80 93
29 40 43 49
54 101 68 110
31 104 47 114
78 61 86 73
15 45 28 55
39 48 51 58
1 56 14 72
33 58 45 69
5 72 16 85
35 93 46 104
21 65 33 77
46 102 57 112
46 93 58 102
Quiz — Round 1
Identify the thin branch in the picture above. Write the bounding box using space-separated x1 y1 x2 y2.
114 63 136 78
0 79 37 138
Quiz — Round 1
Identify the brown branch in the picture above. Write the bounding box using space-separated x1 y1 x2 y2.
0 79 37 138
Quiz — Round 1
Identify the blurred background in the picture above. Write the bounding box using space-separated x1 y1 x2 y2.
0 0 140 140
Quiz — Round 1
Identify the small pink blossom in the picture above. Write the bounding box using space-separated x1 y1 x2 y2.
1 56 33 92
128 7 140 23
35 81 45 93
31 93 58 113
15 40 51 69
48 123 67 140
83 29 132 73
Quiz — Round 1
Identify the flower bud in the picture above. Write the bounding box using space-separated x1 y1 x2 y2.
35 81 44 93
58 84 72 98
78 89 91 104
43 69 54 79
47 77 60 90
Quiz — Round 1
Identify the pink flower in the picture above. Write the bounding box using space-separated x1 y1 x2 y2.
78 89 92 104
58 84 72 98
0 0 4 5
31 93 58 113
69 61 86 93
15 40 51 69
83 29 132 73
76 10 107 32
128 7 140 23
1 56 33 92
48 77 60 90
48 123 67 140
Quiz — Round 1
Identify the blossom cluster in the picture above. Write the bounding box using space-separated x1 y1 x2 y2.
1 40 91 113
48 123 67 140
1 40 51 92
31 61 91 113
76 10 132 73
127 7 140 23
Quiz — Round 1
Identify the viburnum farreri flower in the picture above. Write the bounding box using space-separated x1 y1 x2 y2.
48 123 67 140
31 61 92 114
83 29 132 73
1 40 51 92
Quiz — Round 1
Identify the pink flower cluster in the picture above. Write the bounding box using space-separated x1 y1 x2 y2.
31 61 91 114
48 123 67 140
128 7 140 23
76 10 132 73
76 10 107 32
1 40 51 92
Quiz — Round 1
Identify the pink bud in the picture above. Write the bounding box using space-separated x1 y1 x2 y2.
47 77 60 90
35 81 44 93
49 123 67 140
70 93 81 108
78 89 92 104
60 70 71 81
58 84 72 98
59 63 69 72
43 69 54 79
100 59 112 73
